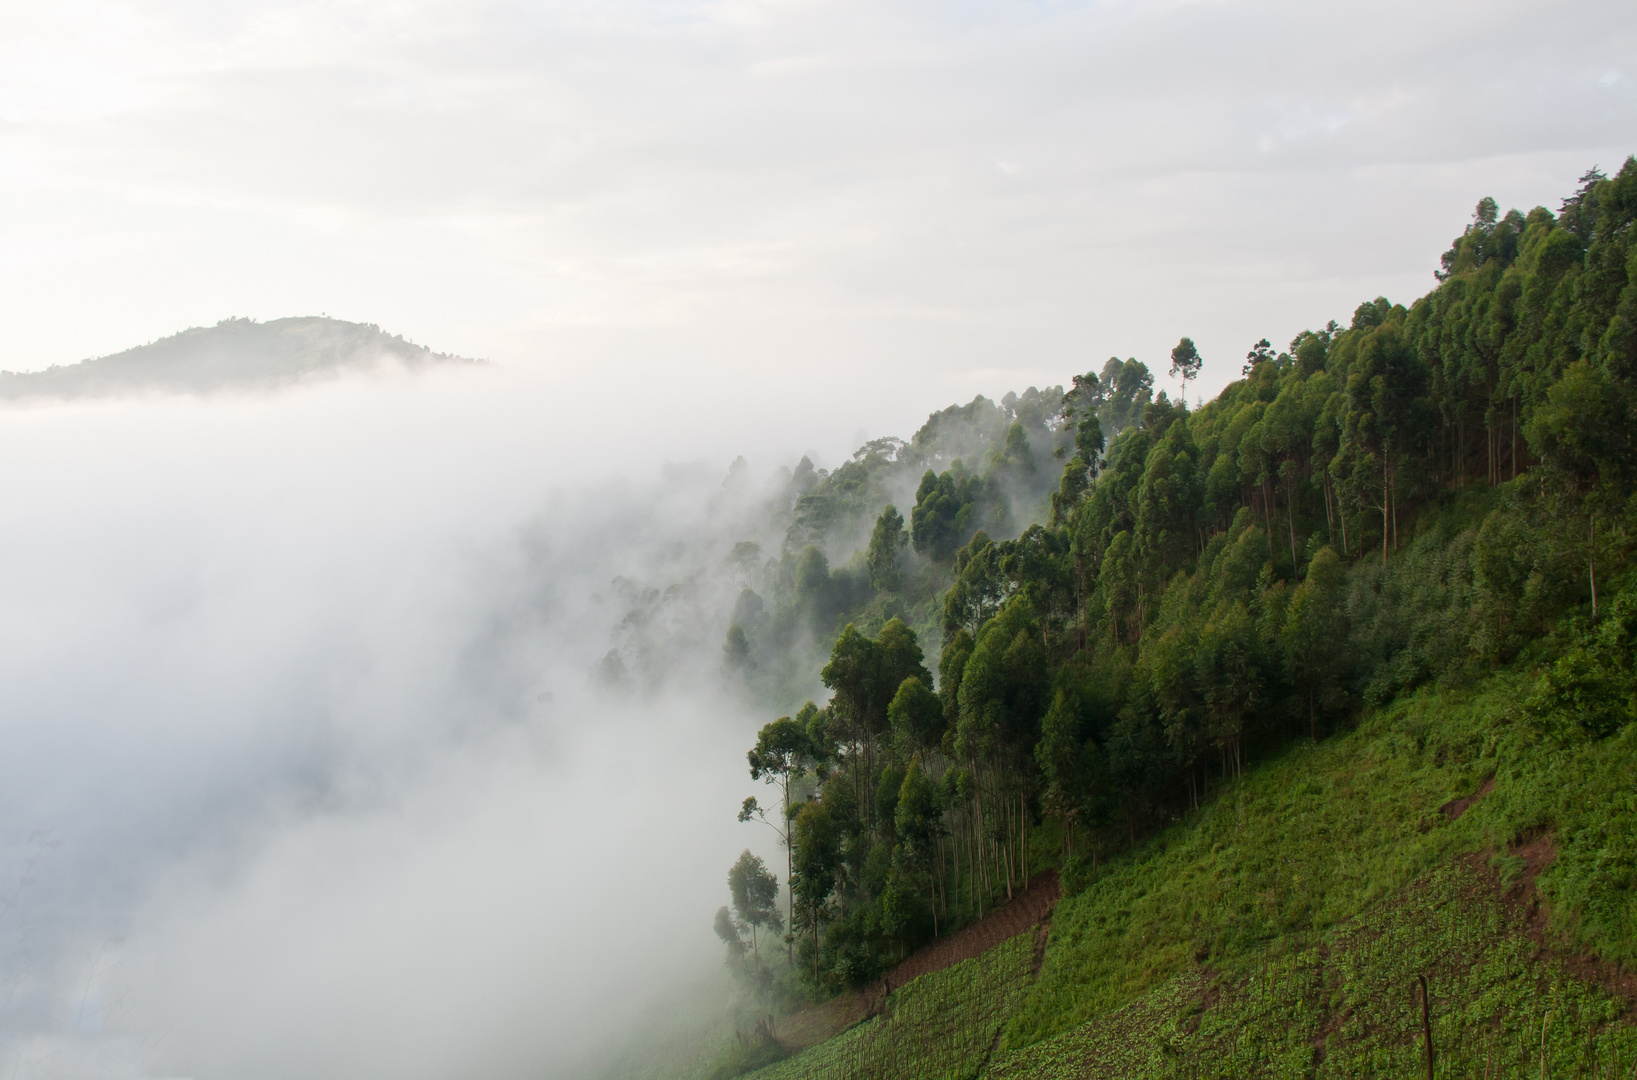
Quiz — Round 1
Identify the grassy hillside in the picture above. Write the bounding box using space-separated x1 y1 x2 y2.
675 161 1637 1080
731 660 1635 1078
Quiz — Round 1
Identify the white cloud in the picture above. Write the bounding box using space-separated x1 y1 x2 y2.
0 368 810 1080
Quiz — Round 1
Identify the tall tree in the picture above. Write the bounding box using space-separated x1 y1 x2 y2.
743 715 818 961
866 504 909 593
1280 546 1348 741
727 850 784 973
1170 337 1203 401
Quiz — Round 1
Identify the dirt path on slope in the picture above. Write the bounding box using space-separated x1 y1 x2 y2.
881 871 1061 991
775 871 1061 1051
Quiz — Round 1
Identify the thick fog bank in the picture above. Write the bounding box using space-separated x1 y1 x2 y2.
0 367 820 1079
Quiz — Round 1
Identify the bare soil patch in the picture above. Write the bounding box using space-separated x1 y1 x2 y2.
774 871 1062 1050
882 871 1061 991
1438 773 1495 820
1487 831 1637 1010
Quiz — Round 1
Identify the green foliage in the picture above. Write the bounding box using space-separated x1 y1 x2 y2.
865 506 908 593
911 465 991 562
1525 590 1637 738
990 861 1637 1078
725 623 754 672
733 159 1637 1010
887 677 944 756
1169 337 1202 393
710 1027 788 1080
731 659 1636 1079
746 933 1036 1080
714 905 748 961
728 850 785 970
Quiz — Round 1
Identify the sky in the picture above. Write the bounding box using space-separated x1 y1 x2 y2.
0 0 1633 441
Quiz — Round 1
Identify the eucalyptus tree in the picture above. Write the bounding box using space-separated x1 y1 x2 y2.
743 713 819 961
866 504 908 593
727 850 784 973
1170 336 1203 401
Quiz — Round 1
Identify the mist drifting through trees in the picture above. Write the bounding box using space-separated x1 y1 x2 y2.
0 366 822 1080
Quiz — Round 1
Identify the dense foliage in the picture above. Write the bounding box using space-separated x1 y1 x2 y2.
720 160 1637 995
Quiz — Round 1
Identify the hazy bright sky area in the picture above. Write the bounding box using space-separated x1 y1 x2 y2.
2 0 1634 441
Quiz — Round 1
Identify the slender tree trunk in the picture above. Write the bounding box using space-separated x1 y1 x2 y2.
1018 795 1026 888
1287 481 1299 570
995 792 1008 903
1389 453 1399 552
972 760 987 913
1322 471 1334 540
1337 480 1349 557
1487 402 1495 487
1382 470 1390 563
783 776 794 967
1512 397 1519 480
1590 515 1598 622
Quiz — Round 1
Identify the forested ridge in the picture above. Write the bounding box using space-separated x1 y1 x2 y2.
700 160 1637 1071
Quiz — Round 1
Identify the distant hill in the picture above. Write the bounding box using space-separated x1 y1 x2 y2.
0 316 484 400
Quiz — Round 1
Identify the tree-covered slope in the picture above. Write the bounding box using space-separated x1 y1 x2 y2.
730 663 1637 1077
685 158 1637 1080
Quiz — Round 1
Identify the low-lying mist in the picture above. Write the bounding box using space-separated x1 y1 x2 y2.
0 365 820 1079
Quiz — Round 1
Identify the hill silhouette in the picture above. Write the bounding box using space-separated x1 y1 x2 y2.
0 316 482 400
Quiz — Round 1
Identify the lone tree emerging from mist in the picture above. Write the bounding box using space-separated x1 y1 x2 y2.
713 905 748 966
726 850 784 972
742 708 820 963
1170 337 1202 399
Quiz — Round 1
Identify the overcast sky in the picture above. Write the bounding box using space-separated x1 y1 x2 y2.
1 0 1633 431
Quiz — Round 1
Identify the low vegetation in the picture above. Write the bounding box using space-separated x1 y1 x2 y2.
685 159 1637 1079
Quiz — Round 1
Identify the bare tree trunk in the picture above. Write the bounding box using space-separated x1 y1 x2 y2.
1382 471 1390 563
1021 793 1029 890
1337 480 1349 557
1322 471 1334 541
1487 403 1495 487
1590 515 1599 623
1389 453 1399 553
783 775 794 966
1511 397 1518 481
1288 481 1299 570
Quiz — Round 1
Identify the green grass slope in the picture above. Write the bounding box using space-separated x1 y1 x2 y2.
739 665 1636 1079
753 931 1036 1080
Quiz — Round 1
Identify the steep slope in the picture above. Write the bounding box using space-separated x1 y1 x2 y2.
626 160 1637 1079
738 664 1637 1078
0 316 481 399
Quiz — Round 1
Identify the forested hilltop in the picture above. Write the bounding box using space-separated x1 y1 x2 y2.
686 158 1637 1071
